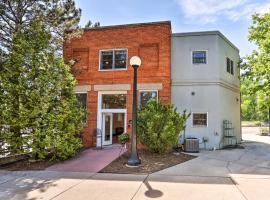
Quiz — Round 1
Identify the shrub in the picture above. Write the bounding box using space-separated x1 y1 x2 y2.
137 101 190 153
118 133 129 144
260 127 269 136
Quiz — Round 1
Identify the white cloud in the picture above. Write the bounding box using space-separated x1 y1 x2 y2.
175 0 270 24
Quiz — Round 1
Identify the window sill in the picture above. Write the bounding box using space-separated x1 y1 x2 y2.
98 68 128 72
192 63 207 65
191 125 208 128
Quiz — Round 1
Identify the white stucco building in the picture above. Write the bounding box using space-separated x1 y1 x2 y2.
171 31 241 149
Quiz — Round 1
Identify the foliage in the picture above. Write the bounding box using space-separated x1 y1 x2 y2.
240 70 268 121
85 20 101 28
0 0 81 58
242 13 270 109
118 133 129 144
137 101 190 154
0 2 85 160
260 127 269 136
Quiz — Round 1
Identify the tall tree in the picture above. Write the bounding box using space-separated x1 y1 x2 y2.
84 20 100 28
0 0 81 57
242 13 270 129
0 0 85 160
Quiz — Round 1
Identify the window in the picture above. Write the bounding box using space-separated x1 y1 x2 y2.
192 51 207 64
139 91 158 106
76 93 87 124
226 57 234 75
100 49 127 70
193 113 207 126
230 60 234 75
76 93 87 109
102 94 127 109
226 58 231 73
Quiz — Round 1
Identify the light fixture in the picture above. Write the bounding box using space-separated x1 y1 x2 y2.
130 56 141 67
127 56 142 167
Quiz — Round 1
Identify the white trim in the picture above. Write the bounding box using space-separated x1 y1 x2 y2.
191 112 208 128
97 91 128 147
75 91 87 94
99 48 128 71
75 85 91 93
191 50 208 65
102 113 113 145
94 84 131 91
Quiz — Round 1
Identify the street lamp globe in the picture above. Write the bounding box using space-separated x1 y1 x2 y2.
130 56 141 67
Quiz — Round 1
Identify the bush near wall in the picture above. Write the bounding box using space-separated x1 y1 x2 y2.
137 101 190 154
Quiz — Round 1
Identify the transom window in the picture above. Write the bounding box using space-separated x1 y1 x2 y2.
139 91 158 106
226 57 234 75
102 94 127 109
192 51 207 64
100 49 127 70
193 113 208 127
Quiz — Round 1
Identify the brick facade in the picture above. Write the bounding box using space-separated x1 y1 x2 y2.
64 21 171 147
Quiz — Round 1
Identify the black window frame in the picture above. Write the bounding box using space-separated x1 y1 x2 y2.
99 49 128 70
226 57 234 75
192 51 207 64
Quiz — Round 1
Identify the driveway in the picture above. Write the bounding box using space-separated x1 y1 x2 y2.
0 127 270 200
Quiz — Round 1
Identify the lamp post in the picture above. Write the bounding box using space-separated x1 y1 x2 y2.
127 56 142 166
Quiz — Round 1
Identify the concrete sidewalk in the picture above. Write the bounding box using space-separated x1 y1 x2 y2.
0 127 270 200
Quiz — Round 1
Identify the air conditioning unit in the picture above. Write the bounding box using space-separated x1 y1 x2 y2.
184 138 199 153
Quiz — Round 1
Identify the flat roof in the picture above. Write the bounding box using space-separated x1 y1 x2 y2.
172 31 239 51
81 21 171 31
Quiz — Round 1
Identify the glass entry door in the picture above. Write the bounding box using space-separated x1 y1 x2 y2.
102 113 113 145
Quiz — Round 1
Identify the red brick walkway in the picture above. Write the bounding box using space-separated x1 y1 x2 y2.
46 145 125 173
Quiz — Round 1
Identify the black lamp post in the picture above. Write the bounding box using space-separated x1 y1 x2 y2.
127 56 142 166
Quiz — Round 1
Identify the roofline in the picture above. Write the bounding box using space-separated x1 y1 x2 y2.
172 31 239 52
68 21 171 32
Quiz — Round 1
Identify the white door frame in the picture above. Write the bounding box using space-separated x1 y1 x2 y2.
97 91 127 147
102 113 113 145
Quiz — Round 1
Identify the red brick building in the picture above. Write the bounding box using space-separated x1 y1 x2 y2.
64 21 171 147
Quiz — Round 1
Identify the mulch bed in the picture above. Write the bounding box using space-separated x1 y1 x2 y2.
0 159 58 171
100 149 196 174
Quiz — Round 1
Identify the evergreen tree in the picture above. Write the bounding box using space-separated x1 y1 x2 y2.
0 19 85 160
0 0 81 57
0 0 85 160
85 20 100 28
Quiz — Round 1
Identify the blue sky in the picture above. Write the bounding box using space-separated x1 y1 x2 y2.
74 0 270 57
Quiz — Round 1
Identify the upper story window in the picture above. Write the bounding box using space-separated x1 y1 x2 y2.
100 49 127 70
192 51 207 64
226 57 234 75
139 91 158 106
192 113 208 127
